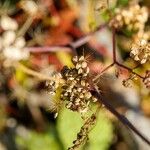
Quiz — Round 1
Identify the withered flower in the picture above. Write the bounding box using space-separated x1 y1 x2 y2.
109 4 148 31
47 55 97 116
130 39 150 64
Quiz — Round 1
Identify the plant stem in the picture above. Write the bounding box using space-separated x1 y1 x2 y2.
14 62 64 83
116 62 144 79
25 23 107 53
25 46 71 53
112 28 116 63
17 16 33 37
93 63 115 82
91 89 150 146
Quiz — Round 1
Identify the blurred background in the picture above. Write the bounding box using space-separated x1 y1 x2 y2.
0 0 150 150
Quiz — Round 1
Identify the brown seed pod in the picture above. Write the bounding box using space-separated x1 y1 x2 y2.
143 70 150 89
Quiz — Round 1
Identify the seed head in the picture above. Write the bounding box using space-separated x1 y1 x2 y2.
143 70 150 89
47 55 98 116
130 39 150 64
109 4 148 31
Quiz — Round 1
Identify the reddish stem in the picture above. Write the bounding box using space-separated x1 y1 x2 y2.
100 63 115 74
25 23 107 53
25 46 71 53
112 28 116 63
116 62 144 79
93 63 115 81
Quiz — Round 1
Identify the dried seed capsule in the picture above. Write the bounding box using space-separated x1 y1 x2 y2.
86 83 89 87
66 88 72 93
81 62 87 68
85 67 90 74
75 98 80 104
78 68 83 74
82 89 86 93
64 92 69 96
66 102 72 108
49 81 55 86
83 73 88 77
73 89 77 93
61 66 70 77
92 97 98 102
68 77 74 81
84 92 92 99
72 56 78 63
77 87 82 92
81 80 86 86
76 63 81 69
49 91 56 95
79 93 84 98
79 56 85 61
143 70 150 89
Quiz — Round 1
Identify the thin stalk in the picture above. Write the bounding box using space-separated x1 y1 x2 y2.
112 28 116 63
93 63 115 82
25 46 71 53
17 16 33 37
116 62 144 79
91 89 150 146
14 62 64 83
25 23 107 53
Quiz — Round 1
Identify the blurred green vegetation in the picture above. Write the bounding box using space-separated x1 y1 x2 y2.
16 129 61 150
15 108 113 150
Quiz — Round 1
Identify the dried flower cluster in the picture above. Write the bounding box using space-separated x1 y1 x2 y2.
122 74 138 88
122 79 132 88
143 70 150 89
109 4 148 31
61 56 97 114
0 15 29 60
130 39 150 64
68 114 96 150
47 55 98 116
46 73 62 95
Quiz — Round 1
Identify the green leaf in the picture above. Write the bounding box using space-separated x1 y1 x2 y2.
16 129 60 150
57 108 83 149
57 108 114 150
88 110 114 150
